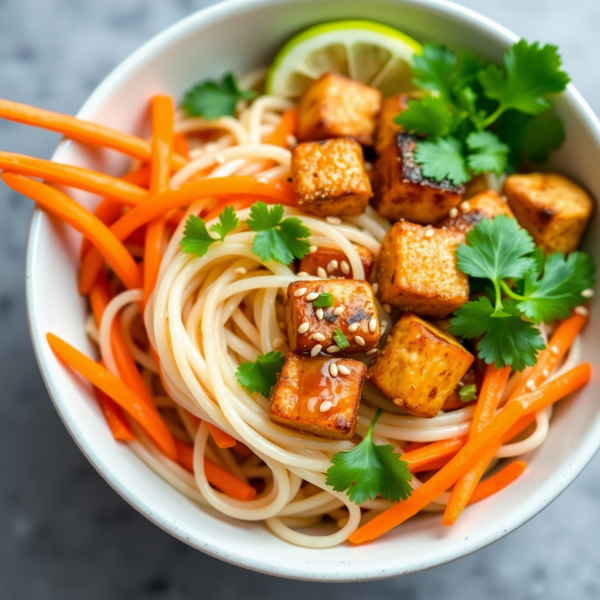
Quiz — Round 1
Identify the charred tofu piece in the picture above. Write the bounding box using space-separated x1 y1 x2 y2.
437 190 514 234
373 133 464 224
374 93 411 155
298 245 375 280
296 72 382 146
270 352 366 440
442 366 478 411
286 279 380 354
503 173 594 253
378 221 469 318
291 138 372 216
368 313 474 418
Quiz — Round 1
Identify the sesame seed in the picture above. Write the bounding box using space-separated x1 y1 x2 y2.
311 332 326 342
327 216 342 225
286 134 297 147
582 288 594 298
327 345 341 353
340 260 350 274
525 380 536 391
297 271 309 277
293 287 308 297
364 161 373 170
320 400 333 412
542 368 550 378
278 321 285 330
338 365 351 376
352 244 359 250
449 207 459 218
355 336 366 346
415 334 421 340
298 322 309 334
234 267 247 275
372 283 379 294
327 260 339 273
383 304 391 313
215 153 225 164
306 292 319 301
333 306 345 316
461 201 470 212
311 344 322 357
380 320 387 330
348 323 359 333
424 229 435 238
366 348 378 355
575 305 589 316
329 275 337 279
369 317 377 332
329 363 339 377
309 245 318 254
257 177 268 184
399 217 405 221
317 267 327 278
550 345 560 355
316 308 324 320
272 338 283 349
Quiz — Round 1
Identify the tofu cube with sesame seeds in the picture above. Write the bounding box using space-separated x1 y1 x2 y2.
298 245 375 281
367 312 474 418
270 352 366 439
291 138 373 217
374 93 412 155
436 190 514 234
373 133 464 224
377 221 469 318
502 173 594 253
285 279 380 355
296 72 381 146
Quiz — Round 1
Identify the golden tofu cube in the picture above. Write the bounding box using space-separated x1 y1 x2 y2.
291 138 372 216
270 352 366 439
437 190 514 234
286 279 380 354
367 313 474 418
377 221 469 318
373 133 464 223
296 72 382 146
298 244 375 280
503 172 594 253
464 174 490 199
374 93 411 155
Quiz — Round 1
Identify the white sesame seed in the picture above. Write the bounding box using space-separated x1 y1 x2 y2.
320 400 333 412
380 320 387 330
272 338 283 349
306 292 320 301
215 153 225 164
329 363 339 377
297 322 309 334
461 201 471 212
326 216 342 225
399 217 405 221
416 334 422 340
383 304 391 313
311 344 322 357
542 368 550 378
278 321 285 330
425 224 432 229
293 287 308 297
366 348 378 355
442 226 447 230
338 365 351 376
369 317 377 332
348 323 359 333
372 283 379 294
286 134 297 147
316 308 324 320
234 267 247 275
364 161 373 170
309 245 318 254
311 332 326 342
257 177 269 184
327 260 339 273
297 271 309 277
449 207 459 219
327 345 341 353
352 244 359 250
333 306 345 316
329 275 337 279
575 305 589 316
340 260 350 275
525 380 536 391
355 336 366 346
317 267 327 278
550 345 560 355
424 229 435 238
581 288 594 298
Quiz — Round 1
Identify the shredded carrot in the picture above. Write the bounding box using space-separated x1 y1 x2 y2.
468 460 527 504
502 413 536 444
410 456 453 474
203 196 259 222
233 441 254 457
94 387 135 442
348 400 524 544
401 437 466 471
143 95 175 305
47 333 177 460
207 423 237 449
265 108 297 147
173 133 189 157
0 99 187 170
3 173 142 290
402 441 428 453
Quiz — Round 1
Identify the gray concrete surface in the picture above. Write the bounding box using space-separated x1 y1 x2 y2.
1 1 599 598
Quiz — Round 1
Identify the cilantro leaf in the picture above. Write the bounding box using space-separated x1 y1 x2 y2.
326 409 413 505
515 251 596 323
180 214 218 257
459 384 478 403
181 72 257 119
235 351 285 397
452 52 482 91
333 328 350 349
395 96 453 137
414 136 469 185
478 40 570 116
466 131 510 175
247 202 310 265
210 205 239 241
411 43 456 99
313 293 334 308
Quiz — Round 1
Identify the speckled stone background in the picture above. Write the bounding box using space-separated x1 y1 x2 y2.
1 1 600 598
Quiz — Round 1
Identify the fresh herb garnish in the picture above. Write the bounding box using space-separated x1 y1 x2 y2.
396 41 570 184
459 383 478 403
246 202 311 265
333 328 350 349
180 206 239 257
450 216 596 370
313 292 334 308
235 351 285 397
181 72 257 119
326 409 413 505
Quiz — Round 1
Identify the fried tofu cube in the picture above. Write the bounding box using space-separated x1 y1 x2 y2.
291 138 372 216
296 72 381 146
377 221 469 318
270 352 366 439
437 190 514 234
464 174 490 199
367 313 474 418
286 279 380 354
298 244 375 280
374 93 411 155
503 173 594 253
373 133 464 224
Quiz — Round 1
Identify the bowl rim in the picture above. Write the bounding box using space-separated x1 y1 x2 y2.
25 0 600 581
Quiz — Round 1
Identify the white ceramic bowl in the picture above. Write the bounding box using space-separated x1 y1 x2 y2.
26 0 600 582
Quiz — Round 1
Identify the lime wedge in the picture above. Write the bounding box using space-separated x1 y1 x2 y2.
266 20 422 99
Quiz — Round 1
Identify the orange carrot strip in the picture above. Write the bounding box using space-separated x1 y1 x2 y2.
203 196 259 222
501 413 536 444
467 460 527 504
173 133 189 157
233 442 254 458
402 441 428 453
78 177 294 294
175 440 256 501
207 423 237 449
47 333 177 460
0 99 187 170
2 173 142 290
0 151 148 205
144 95 175 305
401 437 466 470
265 109 297 147
410 456 453 474
94 387 135 442
348 400 524 545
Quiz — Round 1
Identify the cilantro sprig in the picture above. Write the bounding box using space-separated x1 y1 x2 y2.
235 351 285 397
181 72 257 119
326 409 413 505
180 206 239 257
450 216 596 370
396 41 570 184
